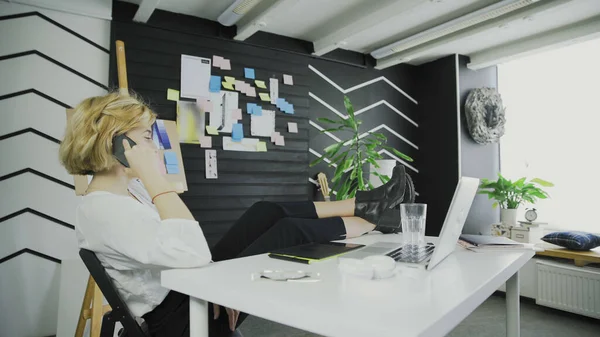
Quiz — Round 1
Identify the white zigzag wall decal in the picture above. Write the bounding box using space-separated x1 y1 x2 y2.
309 146 418 174
308 64 418 105
309 119 418 151
309 92 418 127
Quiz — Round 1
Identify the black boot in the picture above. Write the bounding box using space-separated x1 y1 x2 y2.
372 172 417 234
354 165 407 225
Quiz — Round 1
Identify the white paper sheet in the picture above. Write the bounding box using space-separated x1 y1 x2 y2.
251 109 276 137
181 55 211 99
223 137 259 152
205 150 218 179
269 78 279 105
208 91 239 133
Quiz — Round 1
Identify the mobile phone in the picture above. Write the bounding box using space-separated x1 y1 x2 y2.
112 134 136 167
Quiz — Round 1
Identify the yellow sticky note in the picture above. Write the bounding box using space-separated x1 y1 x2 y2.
224 76 236 83
256 141 267 152
222 82 235 90
255 80 267 89
167 89 179 101
206 126 219 135
259 93 270 102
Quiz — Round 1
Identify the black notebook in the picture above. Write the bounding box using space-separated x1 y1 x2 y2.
268 242 365 264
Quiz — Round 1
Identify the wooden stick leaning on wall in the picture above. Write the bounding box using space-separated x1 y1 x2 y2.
74 39 129 337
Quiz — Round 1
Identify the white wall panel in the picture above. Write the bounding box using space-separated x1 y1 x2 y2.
0 55 106 107
0 133 71 184
0 92 68 141
0 16 109 84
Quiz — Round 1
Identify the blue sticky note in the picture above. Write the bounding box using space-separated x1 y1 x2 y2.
232 123 244 142
166 164 179 174
253 105 262 116
247 103 257 114
244 68 255 79
209 75 221 93
276 98 285 108
287 104 294 114
164 151 178 165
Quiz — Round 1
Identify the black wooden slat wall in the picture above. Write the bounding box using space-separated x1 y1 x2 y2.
111 21 311 246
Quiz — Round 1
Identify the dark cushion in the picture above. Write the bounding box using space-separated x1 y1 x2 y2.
541 231 600 251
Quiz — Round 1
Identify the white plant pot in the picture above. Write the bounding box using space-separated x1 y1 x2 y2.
369 159 396 188
500 208 518 226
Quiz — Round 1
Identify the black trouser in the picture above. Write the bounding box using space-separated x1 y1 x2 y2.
143 201 346 337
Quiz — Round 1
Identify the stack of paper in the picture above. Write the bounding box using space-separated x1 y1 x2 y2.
458 234 526 252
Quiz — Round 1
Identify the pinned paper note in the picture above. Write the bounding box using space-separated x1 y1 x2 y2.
247 103 257 114
222 82 235 90
231 108 242 120
288 122 298 133
283 74 293 85
181 55 211 99
205 150 218 179
275 134 285 146
223 137 259 152
252 105 262 116
197 98 212 112
256 141 267 152
259 93 270 102
221 59 231 70
224 76 236 83
235 80 245 93
247 87 257 97
255 80 267 89
232 123 244 142
270 78 279 105
167 89 180 101
206 125 219 135
251 110 275 137
199 136 212 148
271 131 280 143
209 76 221 93
244 68 255 79
212 55 223 68
276 98 286 108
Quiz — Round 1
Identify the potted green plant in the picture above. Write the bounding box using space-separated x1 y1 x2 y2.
478 174 554 226
310 96 413 200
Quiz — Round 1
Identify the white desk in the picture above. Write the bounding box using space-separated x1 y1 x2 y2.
162 234 534 337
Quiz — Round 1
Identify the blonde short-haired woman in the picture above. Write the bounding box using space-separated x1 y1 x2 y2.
60 93 408 337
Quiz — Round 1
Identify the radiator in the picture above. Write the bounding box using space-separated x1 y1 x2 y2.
536 260 600 319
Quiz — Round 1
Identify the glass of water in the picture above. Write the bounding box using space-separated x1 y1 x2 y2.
401 203 427 260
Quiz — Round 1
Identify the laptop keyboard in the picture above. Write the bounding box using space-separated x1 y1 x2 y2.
387 243 435 263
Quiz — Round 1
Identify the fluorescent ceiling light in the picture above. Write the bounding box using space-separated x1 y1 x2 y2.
218 0 262 26
371 0 541 59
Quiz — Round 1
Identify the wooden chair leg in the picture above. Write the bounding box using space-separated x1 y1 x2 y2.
90 282 104 337
75 276 112 337
75 276 95 337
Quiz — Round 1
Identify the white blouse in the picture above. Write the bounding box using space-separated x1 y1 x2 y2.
76 188 212 317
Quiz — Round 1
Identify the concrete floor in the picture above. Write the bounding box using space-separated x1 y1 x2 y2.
239 294 600 337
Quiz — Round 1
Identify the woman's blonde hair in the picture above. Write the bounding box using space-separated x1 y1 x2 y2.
59 92 156 175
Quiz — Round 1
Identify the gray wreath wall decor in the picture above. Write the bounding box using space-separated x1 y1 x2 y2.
465 87 506 144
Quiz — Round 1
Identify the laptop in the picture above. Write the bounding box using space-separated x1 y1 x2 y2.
343 176 480 271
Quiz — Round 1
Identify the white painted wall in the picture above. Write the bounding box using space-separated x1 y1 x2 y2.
498 37 600 235
0 1 110 336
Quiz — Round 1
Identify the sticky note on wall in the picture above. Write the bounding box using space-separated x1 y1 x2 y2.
244 68 256 79
167 89 179 101
232 123 244 142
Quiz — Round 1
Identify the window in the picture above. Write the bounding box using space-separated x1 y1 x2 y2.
498 37 600 234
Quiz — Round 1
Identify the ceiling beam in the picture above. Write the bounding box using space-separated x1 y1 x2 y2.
468 15 600 70
312 0 427 56
375 0 573 70
234 0 296 41
133 0 161 23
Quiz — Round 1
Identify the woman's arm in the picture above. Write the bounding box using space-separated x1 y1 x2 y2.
123 139 194 221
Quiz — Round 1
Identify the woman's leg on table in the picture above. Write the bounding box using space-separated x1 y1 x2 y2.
210 199 357 262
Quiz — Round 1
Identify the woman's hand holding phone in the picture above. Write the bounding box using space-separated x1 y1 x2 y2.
122 139 161 179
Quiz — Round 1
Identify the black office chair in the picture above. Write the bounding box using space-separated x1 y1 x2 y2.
79 249 150 337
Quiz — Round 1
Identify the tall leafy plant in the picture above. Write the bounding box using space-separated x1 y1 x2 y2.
478 174 554 209
310 96 413 200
